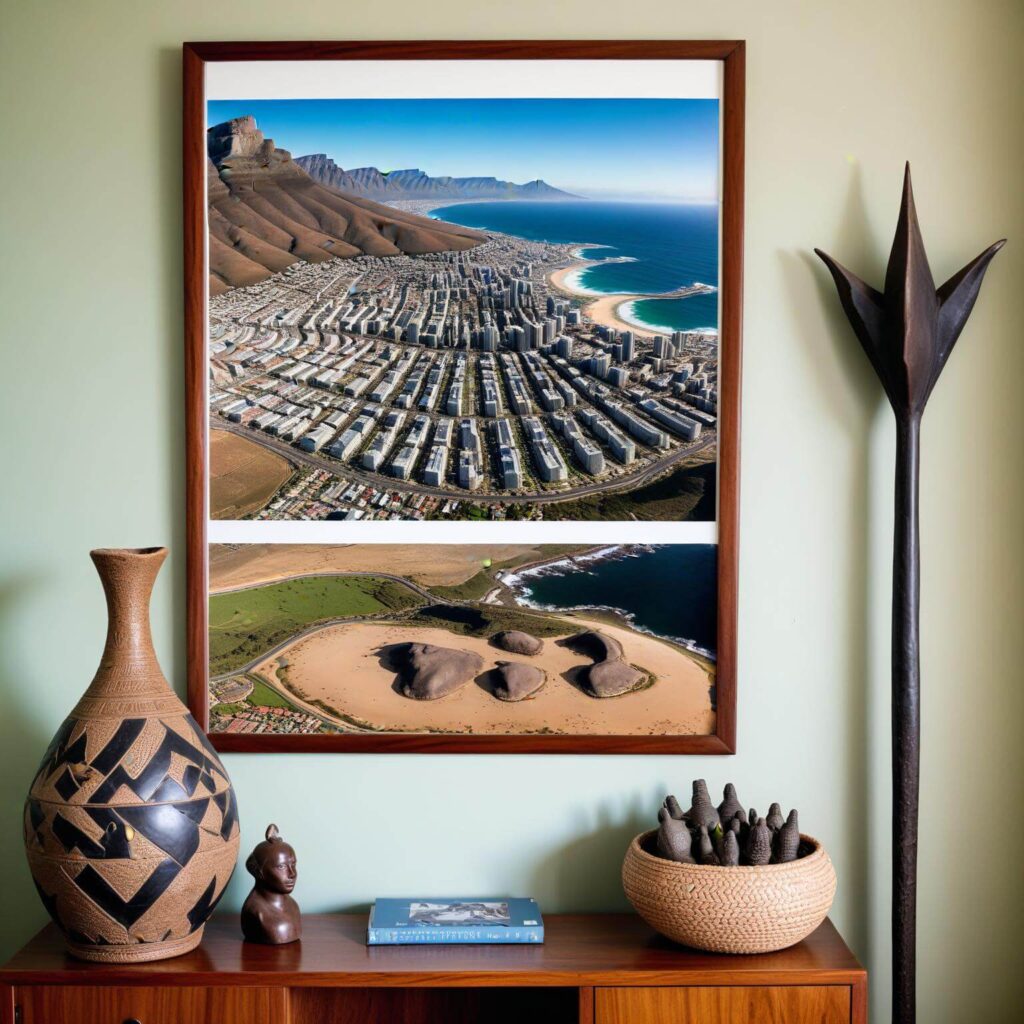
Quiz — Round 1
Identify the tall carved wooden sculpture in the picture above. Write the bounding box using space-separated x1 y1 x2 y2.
815 165 1004 1023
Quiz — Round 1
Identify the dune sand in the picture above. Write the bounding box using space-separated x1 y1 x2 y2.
209 543 583 593
254 616 714 736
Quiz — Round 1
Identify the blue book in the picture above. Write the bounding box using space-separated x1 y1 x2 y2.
367 898 544 945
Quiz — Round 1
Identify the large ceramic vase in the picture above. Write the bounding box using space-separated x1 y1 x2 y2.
23 547 240 962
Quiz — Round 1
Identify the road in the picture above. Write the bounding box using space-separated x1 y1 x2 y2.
213 418 714 506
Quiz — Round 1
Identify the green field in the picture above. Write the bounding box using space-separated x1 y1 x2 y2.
409 603 573 639
211 676 299 717
209 575 424 676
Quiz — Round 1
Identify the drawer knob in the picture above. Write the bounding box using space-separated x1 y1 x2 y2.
123 1018 143 1024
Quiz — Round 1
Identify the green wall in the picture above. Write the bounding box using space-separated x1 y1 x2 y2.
2 2 1022 1020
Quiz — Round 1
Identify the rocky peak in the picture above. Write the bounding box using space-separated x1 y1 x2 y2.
208 116 279 165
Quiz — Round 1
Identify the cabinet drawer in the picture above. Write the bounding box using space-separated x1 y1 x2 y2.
15 985 288 1024
596 986 850 1024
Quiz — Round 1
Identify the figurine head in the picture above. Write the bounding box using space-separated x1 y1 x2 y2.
245 824 297 895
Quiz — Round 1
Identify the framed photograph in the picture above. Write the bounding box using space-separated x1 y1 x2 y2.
184 41 744 754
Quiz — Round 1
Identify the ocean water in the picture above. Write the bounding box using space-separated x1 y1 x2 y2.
431 200 719 333
507 545 718 657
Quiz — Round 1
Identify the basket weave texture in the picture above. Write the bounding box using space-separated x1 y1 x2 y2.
622 829 837 954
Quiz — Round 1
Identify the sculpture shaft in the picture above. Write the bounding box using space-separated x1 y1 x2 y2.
815 164 1002 1023
892 414 921 1023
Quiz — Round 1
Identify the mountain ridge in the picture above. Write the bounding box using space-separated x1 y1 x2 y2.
295 153 580 202
206 117 485 295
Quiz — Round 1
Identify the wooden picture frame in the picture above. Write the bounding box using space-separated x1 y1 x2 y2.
184 40 744 754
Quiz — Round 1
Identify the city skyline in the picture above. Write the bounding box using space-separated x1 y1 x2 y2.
206 97 720 202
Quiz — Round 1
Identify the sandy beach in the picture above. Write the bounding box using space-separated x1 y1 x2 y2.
547 261 661 338
254 615 714 736
209 543 586 593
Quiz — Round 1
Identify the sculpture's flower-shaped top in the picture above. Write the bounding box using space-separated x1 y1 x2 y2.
815 164 1004 418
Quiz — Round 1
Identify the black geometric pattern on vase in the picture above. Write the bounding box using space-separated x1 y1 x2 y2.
24 712 240 960
23 547 241 963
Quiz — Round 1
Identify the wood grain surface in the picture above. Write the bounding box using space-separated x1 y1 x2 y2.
596 984 849 1023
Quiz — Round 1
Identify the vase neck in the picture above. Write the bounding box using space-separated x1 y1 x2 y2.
84 547 173 703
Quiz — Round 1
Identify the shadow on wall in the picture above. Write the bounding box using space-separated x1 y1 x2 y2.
526 789 658 912
778 163 887 977
0 576 54 960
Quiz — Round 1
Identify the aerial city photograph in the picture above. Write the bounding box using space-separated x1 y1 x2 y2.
204 92 723 737
205 97 721 523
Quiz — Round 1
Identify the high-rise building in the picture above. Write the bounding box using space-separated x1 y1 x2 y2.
620 331 635 362
505 324 523 351
481 324 499 351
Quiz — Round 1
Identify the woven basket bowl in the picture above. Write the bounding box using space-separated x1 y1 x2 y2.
622 829 837 954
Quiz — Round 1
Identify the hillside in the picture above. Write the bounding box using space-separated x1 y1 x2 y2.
295 153 579 202
206 117 486 295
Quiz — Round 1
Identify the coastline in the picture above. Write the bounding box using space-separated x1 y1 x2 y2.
500 543 717 661
408 199 718 341
548 257 717 339
547 260 656 337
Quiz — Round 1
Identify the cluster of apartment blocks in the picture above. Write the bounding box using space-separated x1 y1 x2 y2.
209 241 718 499
212 330 711 497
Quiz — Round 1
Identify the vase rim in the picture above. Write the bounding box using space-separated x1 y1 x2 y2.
90 546 167 557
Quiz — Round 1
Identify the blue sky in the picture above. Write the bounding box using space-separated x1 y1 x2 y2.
207 98 719 201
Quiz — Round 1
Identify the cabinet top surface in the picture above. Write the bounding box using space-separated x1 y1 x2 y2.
0 914 864 987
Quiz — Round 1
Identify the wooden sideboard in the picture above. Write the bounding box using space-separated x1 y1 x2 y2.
0 913 866 1023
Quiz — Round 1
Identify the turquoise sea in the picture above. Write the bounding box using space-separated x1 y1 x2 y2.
506 545 717 657
431 200 719 334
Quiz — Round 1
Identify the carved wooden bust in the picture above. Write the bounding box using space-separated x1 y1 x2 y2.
241 824 301 945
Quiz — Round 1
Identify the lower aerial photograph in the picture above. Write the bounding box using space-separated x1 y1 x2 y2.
207 542 717 737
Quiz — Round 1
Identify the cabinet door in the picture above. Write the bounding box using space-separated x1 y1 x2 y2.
16 986 289 1024
596 986 850 1024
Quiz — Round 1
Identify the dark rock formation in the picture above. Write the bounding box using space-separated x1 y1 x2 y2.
492 630 544 656
296 153 580 202
686 779 721 830
587 659 644 697
718 783 742 824
746 819 772 866
206 117 485 295
774 809 800 864
664 795 685 821
567 630 625 662
766 803 785 832
696 825 719 865
490 661 545 702
720 829 740 867
564 630 645 697
392 643 483 700
656 808 695 863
